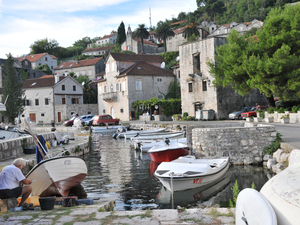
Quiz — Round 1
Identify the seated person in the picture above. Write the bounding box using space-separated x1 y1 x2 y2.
52 131 69 145
0 158 33 207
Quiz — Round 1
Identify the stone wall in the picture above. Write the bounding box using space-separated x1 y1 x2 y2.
192 124 277 165
0 133 55 162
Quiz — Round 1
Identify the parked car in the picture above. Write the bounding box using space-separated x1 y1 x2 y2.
92 115 120 126
80 114 94 126
229 107 252 120
63 117 77 126
241 106 267 119
84 116 95 126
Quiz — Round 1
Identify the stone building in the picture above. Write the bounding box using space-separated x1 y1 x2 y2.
96 53 175 121
22 75 97 124
16 53 58 73
82 45 114 56
179 37 266 119
87 33 117 48
54 57 105 81
121 26 158 54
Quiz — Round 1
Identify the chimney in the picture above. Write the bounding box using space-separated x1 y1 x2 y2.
55 74 59 83
76 59 79 64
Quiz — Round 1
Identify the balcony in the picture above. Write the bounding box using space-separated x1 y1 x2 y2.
102 92 117 102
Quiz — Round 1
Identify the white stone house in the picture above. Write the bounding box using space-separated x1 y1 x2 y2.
166 26 208 52
54 58 105 81
16 53 58 73
96 53 176 121
22 75 89 124
121 26 158 54
87 33 117 48
82 45 114 56
179 37 267 119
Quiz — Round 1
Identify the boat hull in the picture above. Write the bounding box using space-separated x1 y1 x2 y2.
154 156 230 192
26 156 87 197
149 148 189 163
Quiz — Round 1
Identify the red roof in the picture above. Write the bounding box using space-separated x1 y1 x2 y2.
82 45 114 53
171 20 187 26
133 39 158 46
54 57 103 70
174 27 185 34
16 53 57 62
40 75 54 78
97 33 117 41
119 61 174 76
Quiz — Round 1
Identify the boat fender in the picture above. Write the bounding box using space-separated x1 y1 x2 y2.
112 133 118 139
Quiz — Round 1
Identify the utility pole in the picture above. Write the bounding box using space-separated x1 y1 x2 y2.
149 8 152 30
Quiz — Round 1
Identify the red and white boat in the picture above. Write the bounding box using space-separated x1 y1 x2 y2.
26 156 87 197
154 155 230 192
148 141 189 163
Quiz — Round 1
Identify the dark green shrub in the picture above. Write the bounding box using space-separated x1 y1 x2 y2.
187 116 195 121
291 105 300 113
264 133 282 155
183 112 189 117
268 107 276 114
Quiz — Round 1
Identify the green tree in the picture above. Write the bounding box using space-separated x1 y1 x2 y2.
156 22 175 52
30 38 59 55
20 69 28 81
165 80 181 99
73 36 94 49
73 75 97 104
134 24 150 53
197 0 226 21
36 64 52 75
208 4 300 107
183 15 200 40
1 53 25 124
116 21 126 45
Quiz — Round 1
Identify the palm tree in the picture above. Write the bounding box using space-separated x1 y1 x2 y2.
183 22 200 40
156 22 175 52
134 24 150 53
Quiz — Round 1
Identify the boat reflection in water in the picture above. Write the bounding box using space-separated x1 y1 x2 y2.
156 172 231 209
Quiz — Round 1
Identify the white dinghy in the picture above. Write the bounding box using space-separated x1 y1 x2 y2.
117 128 166 138
154 155 230 192
130 131 184 142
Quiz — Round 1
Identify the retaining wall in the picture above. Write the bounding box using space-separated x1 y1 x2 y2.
192 124 277 165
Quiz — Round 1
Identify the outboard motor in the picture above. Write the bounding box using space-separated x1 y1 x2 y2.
112 133 118 138
164 137 170 145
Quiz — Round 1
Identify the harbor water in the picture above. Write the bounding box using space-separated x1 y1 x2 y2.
80 133 273 210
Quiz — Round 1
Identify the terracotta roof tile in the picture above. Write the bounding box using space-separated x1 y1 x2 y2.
97 33 117 41
110 53 164 63
16 53 57 62
54 57 103 70
40 75 54 78
132 38 157 46
82 46 114 53
119 61 174 76
174 27 185 34
171 20 187 26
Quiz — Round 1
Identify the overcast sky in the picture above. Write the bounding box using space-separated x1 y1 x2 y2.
0 0 198 59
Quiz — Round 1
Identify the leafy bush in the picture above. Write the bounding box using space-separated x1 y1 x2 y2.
183 112 189 117
291 105 300 113
268 107 276 114
187 116 196 121
229 180 239 207
277 107 287 113
264 133 282 155
172 114 182 121
258 110 265 119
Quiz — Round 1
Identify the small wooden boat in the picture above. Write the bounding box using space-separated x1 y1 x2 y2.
236 188 277 225
130 131 184 141
117 128 166 138
148 142 189 163
154 155 230 192
26 156 87 197
140 138 187 152
260 163 300 225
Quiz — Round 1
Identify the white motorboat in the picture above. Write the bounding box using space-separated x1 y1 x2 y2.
117 128 166 138
26 156 87 197
130 131 184 142
154 155 230 192
236 188 277 225
260 162 300 225
92 125 125 133
139 138 187 152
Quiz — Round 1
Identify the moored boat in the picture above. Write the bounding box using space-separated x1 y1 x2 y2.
148 141 189 163
117 128 166 138
92 125 125 133
26 156 87 197
139 138 187 152
154 155 230 192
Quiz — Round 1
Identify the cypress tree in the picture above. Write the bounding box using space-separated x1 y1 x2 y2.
1 53 25 124
116 21 126 45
